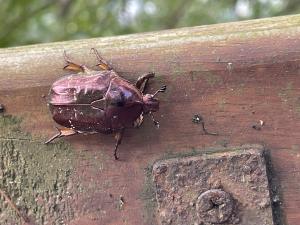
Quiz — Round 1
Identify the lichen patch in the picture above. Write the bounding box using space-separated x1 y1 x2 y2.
0 115 74 225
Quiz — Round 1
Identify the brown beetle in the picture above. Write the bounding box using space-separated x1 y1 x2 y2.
46 49 166 159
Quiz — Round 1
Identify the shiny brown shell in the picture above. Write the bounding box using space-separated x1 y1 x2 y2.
48 70 144 133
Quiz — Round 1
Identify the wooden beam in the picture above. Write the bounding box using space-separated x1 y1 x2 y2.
1 14 300 90
1 14 300 224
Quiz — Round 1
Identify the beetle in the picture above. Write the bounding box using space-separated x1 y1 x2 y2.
45 48 166 159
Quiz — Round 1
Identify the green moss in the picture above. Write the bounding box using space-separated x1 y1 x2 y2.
171 63 185 77
278 82 293 103
140 165 157 225
291 144 299 151
278 82 300 117
161 148 199 160
218 97 227 111
200 72 222 87
0 114 74 225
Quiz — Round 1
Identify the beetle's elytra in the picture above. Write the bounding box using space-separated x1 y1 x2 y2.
46 48 166 159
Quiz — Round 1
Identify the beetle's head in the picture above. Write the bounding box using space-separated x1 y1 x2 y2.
142 94 159 113
142 85 166 114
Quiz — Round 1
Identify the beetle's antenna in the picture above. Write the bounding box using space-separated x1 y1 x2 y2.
153 85 167 97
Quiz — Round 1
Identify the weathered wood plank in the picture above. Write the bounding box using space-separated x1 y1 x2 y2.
1 14 300 224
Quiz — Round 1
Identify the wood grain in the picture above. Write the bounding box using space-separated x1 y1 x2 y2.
1 15 300 224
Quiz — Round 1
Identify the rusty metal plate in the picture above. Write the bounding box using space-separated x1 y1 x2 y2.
152 145 274 225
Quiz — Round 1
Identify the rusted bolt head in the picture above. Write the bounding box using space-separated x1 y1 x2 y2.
196 189 233 224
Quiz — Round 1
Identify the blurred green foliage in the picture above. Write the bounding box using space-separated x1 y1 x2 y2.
1 0 300 47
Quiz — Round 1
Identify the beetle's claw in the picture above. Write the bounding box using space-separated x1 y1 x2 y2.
153 85 167 97
154 121 160 129
160 85 167 92
114 148 119 160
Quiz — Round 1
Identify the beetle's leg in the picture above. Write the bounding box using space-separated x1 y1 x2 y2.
113 128 124 160
135 72 155 93
45 127 77 144
133 113 144 128
149 112 160 129
63 50 85 72
91 48 112 71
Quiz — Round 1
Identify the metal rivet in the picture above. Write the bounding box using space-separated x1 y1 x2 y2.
196 189 233 224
